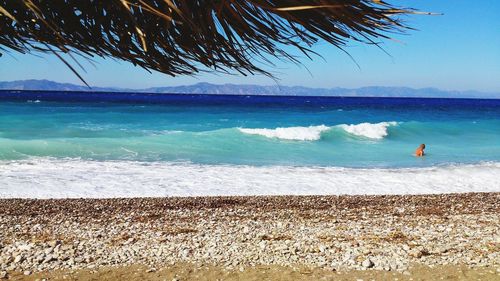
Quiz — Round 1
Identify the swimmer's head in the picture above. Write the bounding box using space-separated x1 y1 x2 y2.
420 144 426 149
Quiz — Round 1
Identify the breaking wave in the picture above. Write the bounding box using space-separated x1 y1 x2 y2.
337 121 398 140
238 125 330 141
238 122 397 141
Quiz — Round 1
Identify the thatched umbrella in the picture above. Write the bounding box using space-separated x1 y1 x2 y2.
0 1 425 86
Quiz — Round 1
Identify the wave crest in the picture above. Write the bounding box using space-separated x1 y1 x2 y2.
338 121 397 140
238 125 329 141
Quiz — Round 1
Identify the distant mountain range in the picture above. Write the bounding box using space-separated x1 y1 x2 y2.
1 79 498 98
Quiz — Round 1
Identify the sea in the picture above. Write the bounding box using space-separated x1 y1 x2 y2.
1 90 499 198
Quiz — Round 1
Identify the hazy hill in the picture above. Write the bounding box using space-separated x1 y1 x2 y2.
0 80 497 98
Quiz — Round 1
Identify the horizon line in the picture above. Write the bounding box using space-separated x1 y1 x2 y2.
1 89 499 101
0 79 499 95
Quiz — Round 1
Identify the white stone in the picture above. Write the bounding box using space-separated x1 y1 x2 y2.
362 258 374 268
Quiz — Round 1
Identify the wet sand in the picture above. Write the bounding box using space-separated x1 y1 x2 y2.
5 263 500 281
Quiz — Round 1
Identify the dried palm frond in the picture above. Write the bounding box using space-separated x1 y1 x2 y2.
0 1 425 85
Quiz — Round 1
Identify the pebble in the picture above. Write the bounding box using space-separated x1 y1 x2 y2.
13 255 24 263
362 258 374 268
0 195 497 274
408 249 423 258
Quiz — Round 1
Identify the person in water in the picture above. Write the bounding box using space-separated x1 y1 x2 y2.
415 144 426 157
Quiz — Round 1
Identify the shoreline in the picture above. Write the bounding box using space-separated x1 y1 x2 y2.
1 193 499 279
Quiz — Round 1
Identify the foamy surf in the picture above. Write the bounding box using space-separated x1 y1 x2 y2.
0 158 498 198
238 122 397 141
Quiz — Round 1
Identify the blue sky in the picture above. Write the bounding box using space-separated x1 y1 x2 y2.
1 1 499 92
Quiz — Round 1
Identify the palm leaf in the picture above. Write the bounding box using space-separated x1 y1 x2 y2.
0 1 424 84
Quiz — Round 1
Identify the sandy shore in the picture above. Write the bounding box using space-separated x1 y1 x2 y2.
1 193 499 280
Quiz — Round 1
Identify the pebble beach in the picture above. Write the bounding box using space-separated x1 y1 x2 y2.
0 192 499 280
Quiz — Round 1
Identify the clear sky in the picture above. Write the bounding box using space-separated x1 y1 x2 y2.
1 1 499 92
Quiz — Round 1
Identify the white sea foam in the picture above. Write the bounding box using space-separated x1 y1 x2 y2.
0 159 498 199
238 122 397 141
238 125 330 141
338 121 397 139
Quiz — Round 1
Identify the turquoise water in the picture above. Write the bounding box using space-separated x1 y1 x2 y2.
1 95 499 168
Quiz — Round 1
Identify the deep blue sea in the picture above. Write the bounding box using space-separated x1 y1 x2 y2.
1 91 499 198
